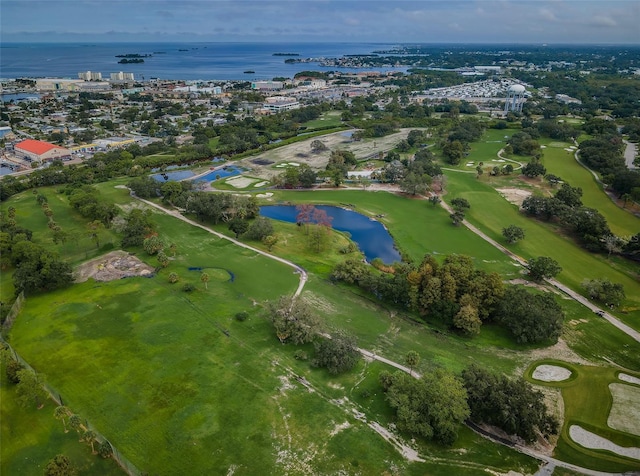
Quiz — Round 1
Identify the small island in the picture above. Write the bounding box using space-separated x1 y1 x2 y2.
273 53 299 56
244 70 255 74
115 54 151 58
118 58 144 64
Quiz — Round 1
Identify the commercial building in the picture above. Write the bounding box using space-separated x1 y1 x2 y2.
14 139 71 162
78 71 103 81
251 81 283 91
35 79 80 92
110 72 135 81
262 97 300 113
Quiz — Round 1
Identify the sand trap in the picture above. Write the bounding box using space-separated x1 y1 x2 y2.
569 425 640 460
608 383 640 436
532 364 572 382
619 373 640 385
225 176 257 188
253 181 268 187
497 188 532 207
256 192 274 198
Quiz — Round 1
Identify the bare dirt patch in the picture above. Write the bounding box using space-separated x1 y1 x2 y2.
608 383 640 436
496 188 532 207
75 250 155 283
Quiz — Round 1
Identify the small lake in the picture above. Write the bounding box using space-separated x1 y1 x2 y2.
151 170 196 182
150 165 243 183
260 205 401 264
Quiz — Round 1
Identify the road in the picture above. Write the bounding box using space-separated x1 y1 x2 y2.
624 140 638 170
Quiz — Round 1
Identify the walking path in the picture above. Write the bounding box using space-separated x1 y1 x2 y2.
439 200 640 343
132 192 636 474
624 139 638 170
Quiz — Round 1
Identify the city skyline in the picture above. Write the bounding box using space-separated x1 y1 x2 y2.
1 0 639 45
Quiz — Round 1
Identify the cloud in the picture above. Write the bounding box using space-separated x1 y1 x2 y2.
539 8 558 22
588 15 617 27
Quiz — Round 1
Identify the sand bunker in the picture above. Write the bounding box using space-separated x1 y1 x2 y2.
619 373 640 385
75 250 155 283
569 425 640 460
608 383 640 436
497 188 532 207
532 364 572 382
225 176 257 188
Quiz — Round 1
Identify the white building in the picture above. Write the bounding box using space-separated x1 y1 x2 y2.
252 81 283 91
78 71 103 81
36 79 81 92
110 72 135 81
262 97 300 113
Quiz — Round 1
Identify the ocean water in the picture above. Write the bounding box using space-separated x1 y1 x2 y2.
0 42 405 81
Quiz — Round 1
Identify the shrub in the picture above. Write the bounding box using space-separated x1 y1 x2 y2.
235 311 248 322
182 283 195 293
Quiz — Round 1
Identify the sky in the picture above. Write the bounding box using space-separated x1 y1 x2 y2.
2 0 639 44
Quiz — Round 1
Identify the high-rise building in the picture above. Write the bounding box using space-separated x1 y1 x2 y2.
110 72 135 81
78 71 103 81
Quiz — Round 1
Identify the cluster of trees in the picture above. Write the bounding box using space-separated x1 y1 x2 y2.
183 192 259 224
331 254 564 343
462 365 559 442
67 186 119 227
507 131 542 158
442 119 486 165
379 369 469 445
266 295 360 375
582 278 626 308
0 211 73 296
521 181 622 254
579 134 640 201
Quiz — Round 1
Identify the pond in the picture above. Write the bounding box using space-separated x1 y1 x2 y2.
151 170 196 182
150 165 243 183
260 205 401 264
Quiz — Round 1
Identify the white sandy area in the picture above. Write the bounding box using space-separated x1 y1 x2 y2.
256 192 274 199
532 364 572 382
569 425 640 460
225 176 257 188
329 421 351 436
619 373 640 385
608 383 640 436
497 188 532 207
253 181 268 187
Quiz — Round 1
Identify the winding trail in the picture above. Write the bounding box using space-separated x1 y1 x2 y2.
133 196 307 297
131 192 636 474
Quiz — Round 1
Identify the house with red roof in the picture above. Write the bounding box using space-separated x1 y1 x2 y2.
14 139 71 163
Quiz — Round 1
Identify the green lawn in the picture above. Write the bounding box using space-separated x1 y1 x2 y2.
540 139 639 237
445 172 640 331
525 361 640 473
302 111 344 130
1 375 123 476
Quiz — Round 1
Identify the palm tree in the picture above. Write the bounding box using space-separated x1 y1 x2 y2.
201 272 210 290
82 429 97 454
54 405 70 432
69 414 82 434
405 351 420 377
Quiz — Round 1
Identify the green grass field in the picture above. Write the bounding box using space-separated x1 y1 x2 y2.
540 139 639 237
444 172 640 331
1 374 123 476
525 361 640 473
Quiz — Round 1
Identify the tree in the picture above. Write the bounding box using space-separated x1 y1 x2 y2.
168 272 179 284
313 331 360 375
54 405 71 433
405 351 420 377
262 234 278 251
496 286 564 344
15 369 48 409
522 160 546 178
44 454 77 476
69 415 82 434
381 369 469 445
121 209 156 247
453 304 481 335
462 364 558 443
582 278 625 308
81 429 97 454
86 220 104 248
200 272 210 290
527 256 562 282
400 172 431 195
143 235 164 255
502 225 525 244
310 139 328 153
475 165 484 178
267 295 322 344
228 217 249 238
450 211 465 226
97 440 113 459
428 196 441 207
443 140 465 165
157 250 169 268
450 197 470 212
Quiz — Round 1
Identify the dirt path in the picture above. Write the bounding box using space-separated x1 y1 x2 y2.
624 140 638 170
132 195 307 297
